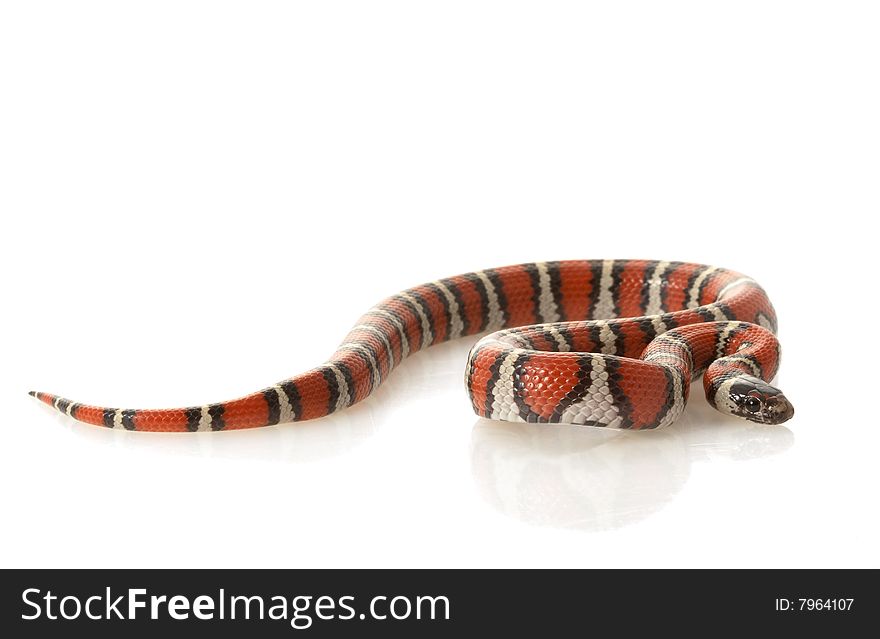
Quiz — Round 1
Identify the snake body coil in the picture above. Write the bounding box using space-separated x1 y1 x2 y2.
31 260 793 431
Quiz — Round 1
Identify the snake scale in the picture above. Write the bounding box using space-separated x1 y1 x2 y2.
31 260 793 431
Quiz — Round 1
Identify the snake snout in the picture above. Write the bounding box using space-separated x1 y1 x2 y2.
762 392 794 425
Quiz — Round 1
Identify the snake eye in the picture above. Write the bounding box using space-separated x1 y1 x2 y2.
744 396 761 413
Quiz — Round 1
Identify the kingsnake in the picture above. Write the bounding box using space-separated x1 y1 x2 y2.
31 260 793 431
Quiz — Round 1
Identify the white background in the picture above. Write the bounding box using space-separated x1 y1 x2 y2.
1 1 877 568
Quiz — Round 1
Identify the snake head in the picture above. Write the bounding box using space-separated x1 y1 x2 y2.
726 375 794 425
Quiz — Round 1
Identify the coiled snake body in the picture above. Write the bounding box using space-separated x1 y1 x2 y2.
32 260 793 431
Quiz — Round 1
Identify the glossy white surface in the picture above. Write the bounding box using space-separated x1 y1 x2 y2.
1 1 877 568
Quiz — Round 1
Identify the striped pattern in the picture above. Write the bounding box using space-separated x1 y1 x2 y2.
30 260 789 432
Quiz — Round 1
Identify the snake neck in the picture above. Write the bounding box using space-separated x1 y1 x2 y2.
642 321 785 424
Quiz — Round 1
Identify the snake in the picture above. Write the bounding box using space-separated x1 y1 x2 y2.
30 260 793 431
